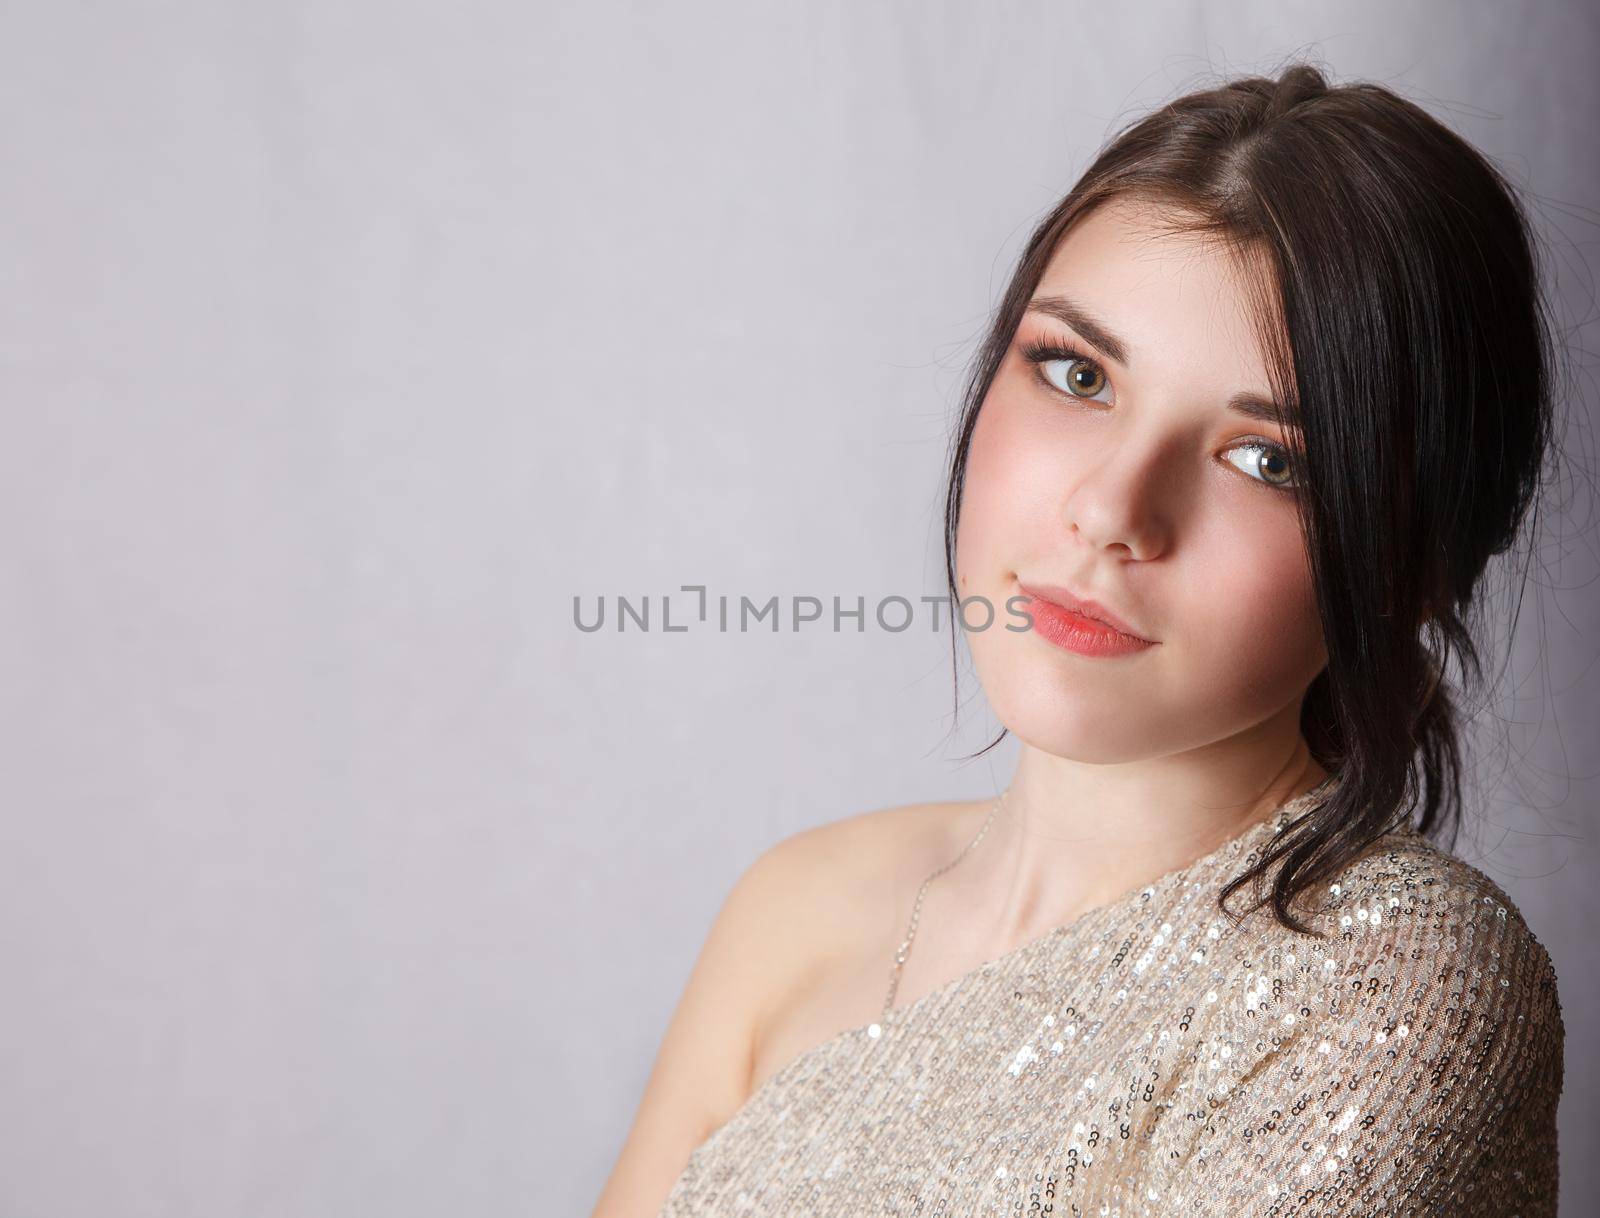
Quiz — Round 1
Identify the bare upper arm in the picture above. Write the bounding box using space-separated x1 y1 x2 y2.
588 819 872 1217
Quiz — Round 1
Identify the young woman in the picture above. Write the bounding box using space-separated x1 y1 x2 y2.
593 63 1566 1216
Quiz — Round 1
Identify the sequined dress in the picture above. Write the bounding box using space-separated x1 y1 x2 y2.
654 781 1564 1216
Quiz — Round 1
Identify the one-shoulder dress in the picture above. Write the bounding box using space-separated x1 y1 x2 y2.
655 780 1564 1216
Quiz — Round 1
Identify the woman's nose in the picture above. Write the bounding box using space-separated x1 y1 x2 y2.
1059 430 1179 561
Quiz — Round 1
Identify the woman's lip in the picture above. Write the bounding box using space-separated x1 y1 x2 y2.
1015 580 1155 643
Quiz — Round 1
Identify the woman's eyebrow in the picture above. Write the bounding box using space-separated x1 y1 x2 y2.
1025 292 1301 432
1026 294 1129 365
1228 392 1303 432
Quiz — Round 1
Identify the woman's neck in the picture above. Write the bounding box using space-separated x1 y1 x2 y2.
952 728 1328 950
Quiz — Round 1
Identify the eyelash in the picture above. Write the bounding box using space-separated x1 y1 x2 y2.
1017 338 1301 494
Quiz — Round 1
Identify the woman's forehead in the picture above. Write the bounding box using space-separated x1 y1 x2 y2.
1035 221 1277 375
1039 198 1266 305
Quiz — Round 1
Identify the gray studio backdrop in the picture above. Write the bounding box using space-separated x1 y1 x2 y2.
1 3 1596 1216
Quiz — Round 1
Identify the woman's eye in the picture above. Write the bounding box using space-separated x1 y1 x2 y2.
1225 440 1299 491
1022 340 1114 404
1050 358 1111 401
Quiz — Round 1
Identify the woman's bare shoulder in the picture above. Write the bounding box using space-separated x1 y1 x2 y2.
591 798 983 1217
747 795 999 1002
759 796 993 905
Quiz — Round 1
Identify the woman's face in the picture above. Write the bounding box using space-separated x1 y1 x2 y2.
956 196 1327 763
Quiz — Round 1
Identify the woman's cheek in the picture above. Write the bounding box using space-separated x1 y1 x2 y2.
1178 544 1325 706
957 399 1055 588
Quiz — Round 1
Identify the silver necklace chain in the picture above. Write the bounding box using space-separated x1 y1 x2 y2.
879 788 1008 1023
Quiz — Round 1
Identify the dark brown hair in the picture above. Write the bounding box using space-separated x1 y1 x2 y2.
942 62 1565 936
